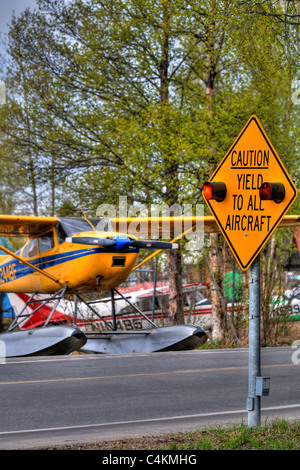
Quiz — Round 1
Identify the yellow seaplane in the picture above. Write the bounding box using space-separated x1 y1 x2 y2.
0 214 216 357
0 213 299 358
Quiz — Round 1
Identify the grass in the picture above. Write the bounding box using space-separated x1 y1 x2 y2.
43 419 300 450
158 419 300 451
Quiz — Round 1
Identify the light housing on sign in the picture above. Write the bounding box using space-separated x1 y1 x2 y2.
203 181 227 202
259 182 285 204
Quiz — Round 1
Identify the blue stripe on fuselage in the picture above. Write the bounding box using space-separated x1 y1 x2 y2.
0 247 139 284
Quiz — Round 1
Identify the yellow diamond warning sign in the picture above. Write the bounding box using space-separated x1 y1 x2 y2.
203 115 298 271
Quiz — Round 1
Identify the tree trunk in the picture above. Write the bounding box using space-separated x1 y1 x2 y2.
204 3 227 340
159 2 184 325
167 249 184 325
26 108 38 216
50 156 56 216
207 233 227 341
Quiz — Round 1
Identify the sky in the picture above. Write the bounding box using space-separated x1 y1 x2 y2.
0 0 37 44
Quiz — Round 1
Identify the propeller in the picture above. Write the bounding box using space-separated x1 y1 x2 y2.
65 235 178 250
65 236 116 247
129 239 178 250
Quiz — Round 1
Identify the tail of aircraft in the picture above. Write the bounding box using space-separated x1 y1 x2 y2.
6 293 72 329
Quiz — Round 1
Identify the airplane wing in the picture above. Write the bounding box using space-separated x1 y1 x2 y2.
0 214 298 238
134 283 207 300
112 215 300 237
0 215 59 237
278 215 300 228
112 215 217 237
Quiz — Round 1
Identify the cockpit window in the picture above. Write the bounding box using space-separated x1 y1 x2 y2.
58 217 113 236
58 218 95 237
22 243 29 258
28 238 38 258
56 224 67 245
39 231 55 254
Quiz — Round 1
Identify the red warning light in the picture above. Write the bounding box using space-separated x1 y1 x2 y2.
259 182 285 204
203 182 213 200
203 181 227 202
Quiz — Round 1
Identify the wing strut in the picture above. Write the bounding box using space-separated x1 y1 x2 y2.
0 245 63 285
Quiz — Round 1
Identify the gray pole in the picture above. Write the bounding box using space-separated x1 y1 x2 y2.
111 289 117 331
247 253 261 427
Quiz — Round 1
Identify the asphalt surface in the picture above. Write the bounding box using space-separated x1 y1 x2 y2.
0 347 299 449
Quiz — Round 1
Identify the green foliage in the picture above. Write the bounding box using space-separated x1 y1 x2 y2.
157 419 300 450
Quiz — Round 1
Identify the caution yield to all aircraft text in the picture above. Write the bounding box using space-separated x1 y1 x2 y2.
226 149 271 233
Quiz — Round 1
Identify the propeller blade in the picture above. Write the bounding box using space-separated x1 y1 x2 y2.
66 235 178 250
65 237 116 247
130 240 178 250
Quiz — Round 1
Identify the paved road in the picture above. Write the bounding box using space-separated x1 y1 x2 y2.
0 347 299 449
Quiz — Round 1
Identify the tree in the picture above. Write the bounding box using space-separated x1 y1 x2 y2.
0 0 212 323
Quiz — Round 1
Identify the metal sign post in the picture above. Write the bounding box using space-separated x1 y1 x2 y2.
247 253 271 426
247 254 261 426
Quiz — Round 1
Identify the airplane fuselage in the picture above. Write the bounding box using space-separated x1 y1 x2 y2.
0 230 139 294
